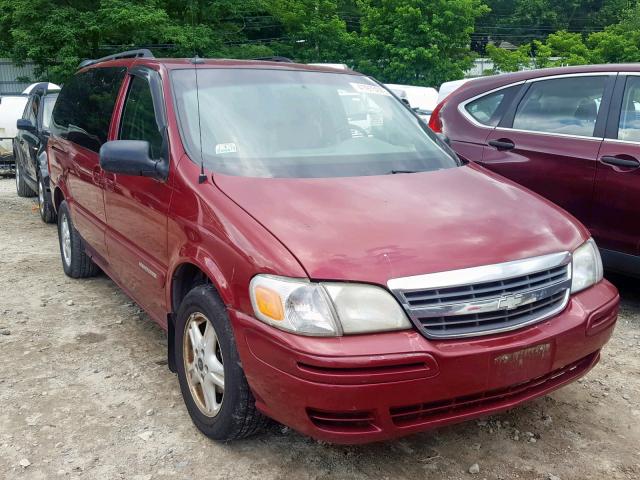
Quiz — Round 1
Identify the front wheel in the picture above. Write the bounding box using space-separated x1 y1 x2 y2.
15 161 34 197
175 284 267 441
37 176 56 223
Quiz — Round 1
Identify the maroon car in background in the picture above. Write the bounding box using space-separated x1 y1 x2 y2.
431 65 640 277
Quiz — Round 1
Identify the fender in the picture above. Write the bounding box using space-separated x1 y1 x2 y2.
166 247 233 312
165 251 229 375
37 150 50 186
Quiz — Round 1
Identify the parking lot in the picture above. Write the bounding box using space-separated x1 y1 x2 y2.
0 175 638 480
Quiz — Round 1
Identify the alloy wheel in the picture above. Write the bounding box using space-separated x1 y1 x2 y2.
38 178 44 216
60 213 72 268
183 312 225 417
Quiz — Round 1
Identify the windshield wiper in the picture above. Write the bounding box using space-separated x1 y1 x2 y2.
388 169 418 174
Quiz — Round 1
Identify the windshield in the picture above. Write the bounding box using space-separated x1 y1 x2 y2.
171 68 459 178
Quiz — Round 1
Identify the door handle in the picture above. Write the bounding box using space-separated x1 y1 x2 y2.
488 139 515 151
600 156 640 168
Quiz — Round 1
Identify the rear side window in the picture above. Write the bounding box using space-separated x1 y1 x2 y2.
119 76 164 159
464 85 519 126
51 67 126 152
512 76 606 137
464 85 521 127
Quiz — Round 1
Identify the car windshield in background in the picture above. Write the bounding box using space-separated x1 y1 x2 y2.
171 68 459 178
42 94 58 130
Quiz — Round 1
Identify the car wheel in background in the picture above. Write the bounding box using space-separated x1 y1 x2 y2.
57 200 99 278
15 161 35 197
175 284 268 441
38 176 56 224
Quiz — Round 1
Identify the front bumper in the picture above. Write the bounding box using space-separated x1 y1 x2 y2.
0 138 15 174
231 279 619 444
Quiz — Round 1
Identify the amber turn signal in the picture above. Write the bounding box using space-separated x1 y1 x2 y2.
254 286 284 321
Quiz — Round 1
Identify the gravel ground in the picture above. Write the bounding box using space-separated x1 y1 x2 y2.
0 176 639 480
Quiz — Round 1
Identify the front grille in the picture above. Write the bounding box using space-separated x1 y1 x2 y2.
388 252 572 339
404 265 568 307
389 352 597 426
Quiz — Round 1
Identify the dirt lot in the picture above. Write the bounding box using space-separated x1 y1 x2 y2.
0 177 639 480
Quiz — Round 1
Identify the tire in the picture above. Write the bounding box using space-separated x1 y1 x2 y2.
37 175 56 224
15 160 35 197
57 200 99 278
175 284 267 441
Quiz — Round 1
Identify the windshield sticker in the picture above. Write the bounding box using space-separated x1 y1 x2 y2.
215 143 238 155
350 83 391 97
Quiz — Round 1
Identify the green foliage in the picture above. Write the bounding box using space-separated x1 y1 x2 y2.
479 0 631 45
268 0 355 63
0 0 487 85
487 2 640 73
355 0 489 86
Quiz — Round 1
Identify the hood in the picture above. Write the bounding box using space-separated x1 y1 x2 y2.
214 164 587 286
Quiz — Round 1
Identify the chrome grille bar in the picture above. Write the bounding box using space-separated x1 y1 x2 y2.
388 252 572 339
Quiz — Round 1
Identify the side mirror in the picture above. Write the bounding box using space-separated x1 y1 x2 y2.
99 140 167 179
17 118 36 133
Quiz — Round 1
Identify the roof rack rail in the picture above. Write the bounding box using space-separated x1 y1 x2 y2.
78 49 155 69
252 56 294 63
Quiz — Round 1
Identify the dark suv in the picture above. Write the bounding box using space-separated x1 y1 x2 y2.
430 65 640 277
47 50 618 444
14 82 60 222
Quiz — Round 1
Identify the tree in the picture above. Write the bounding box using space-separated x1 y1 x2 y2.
478 0 631 47
355 0 489 86
486 2 640 74
0 0 276 83
268 0 355 62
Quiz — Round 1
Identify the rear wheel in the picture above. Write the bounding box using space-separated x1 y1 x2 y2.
57 200 99 278
175 284 267 440
37 176 56 223
15 161 34 197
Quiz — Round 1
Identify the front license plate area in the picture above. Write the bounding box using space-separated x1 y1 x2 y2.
489 342 554 387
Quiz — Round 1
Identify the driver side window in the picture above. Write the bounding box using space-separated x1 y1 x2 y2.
119 76 163 159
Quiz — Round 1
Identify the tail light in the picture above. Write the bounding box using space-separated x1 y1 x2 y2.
428 97 448 133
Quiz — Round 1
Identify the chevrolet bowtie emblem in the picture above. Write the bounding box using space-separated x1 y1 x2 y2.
498 294 525 310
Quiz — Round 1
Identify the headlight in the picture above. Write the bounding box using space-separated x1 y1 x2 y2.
249 275 411 336
571 238 603 293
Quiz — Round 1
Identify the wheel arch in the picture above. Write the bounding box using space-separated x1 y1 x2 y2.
167 258 231 373
53 186 65 213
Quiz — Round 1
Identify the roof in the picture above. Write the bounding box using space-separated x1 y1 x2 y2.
448 63 640 100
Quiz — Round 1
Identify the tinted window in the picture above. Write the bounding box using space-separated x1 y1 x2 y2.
51 67 126 152
171 69 459 178
465 85 519 126
119 76 163 159
513 76 606 137
618 76 640 142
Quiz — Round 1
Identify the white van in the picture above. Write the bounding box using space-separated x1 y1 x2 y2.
436 79 473 104
0 94 28 174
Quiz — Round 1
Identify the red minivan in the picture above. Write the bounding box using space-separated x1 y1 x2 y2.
431 64 640 277
48 50 619 444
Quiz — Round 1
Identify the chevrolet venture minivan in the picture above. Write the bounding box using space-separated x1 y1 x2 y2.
47 50 619 444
